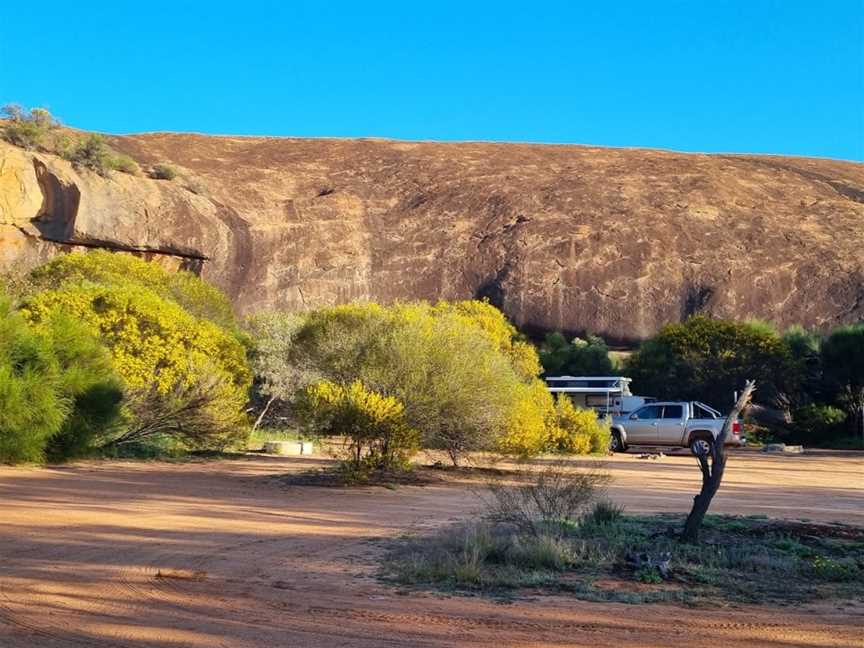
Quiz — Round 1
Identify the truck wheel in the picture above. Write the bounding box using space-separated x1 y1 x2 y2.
610 431 627 453
689 436 712 457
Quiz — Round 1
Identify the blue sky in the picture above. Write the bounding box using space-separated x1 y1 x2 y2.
1 1 862 160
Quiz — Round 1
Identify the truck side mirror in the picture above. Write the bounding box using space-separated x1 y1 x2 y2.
629 413 638 420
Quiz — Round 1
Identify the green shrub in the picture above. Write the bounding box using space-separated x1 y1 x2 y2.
507 533 575 571
150 163 178 180
482 462 609 536
821 324 864 433
583 499 626 526
0 298 69 462
791 404 847 445
262 301 547 466
63 134 114 176
540 332 613 376
110 154 140 175
809 556 860 582
39 314 124 460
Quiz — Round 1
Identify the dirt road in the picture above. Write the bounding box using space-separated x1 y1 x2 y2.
0 450 861 647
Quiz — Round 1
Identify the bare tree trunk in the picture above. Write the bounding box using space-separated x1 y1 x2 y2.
681 380 756 543
251 395 276 433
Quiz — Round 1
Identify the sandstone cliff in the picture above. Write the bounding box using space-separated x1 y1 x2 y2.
1 135 862 341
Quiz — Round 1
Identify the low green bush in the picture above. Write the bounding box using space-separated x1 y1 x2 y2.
150 163 178 180
790 404 847 445
40 314 124 460
63 134 113 176
110 154 140 175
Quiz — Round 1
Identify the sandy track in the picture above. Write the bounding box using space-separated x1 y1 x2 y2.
0 450 861 647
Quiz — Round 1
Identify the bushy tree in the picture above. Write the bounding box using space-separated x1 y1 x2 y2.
821 324 864 435
790 404 847 445
781 325 823 410
38 314 124 459
540 332 614 376
432 299 542 379
251 300 563 466
244 312 319 431
626 317 792 410
0 298 68 462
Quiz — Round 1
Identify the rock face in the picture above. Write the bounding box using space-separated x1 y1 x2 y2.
1 134 862 341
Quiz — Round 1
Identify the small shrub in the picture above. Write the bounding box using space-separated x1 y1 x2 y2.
184 180 208 196
583 499 625 526
301 380 419 474
507 533 574 570
482 462 609 536
110 154 140 175
809 556 860 582
150 163 178 180
636 566 664 584
791 404 847 445
63 134 113 176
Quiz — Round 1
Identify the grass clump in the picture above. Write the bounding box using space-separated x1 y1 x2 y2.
481 461 609 536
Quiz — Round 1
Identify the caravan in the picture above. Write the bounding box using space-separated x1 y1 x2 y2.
544 376 654 416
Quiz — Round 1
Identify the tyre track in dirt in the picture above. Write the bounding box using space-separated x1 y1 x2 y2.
0 452 861 647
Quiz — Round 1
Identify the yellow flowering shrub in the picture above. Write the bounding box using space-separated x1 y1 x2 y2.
27 250 237 329
432 299 542 380
497 380 556 457
303 380 419 472
20 282 251 447
546 396 611 455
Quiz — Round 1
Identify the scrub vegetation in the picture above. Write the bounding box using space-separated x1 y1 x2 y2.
1 104 139 176
383 465 864 605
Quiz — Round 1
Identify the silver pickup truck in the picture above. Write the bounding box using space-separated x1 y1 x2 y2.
610 401 744 455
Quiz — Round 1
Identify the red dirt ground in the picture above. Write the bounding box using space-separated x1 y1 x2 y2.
0 450 861 647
